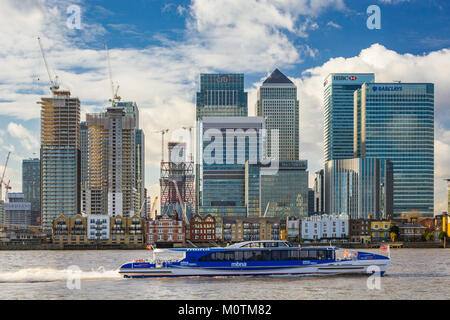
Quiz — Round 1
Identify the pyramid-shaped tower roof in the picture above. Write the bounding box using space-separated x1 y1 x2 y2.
263 68 293 84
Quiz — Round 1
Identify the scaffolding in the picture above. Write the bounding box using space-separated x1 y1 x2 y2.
160 142 194 217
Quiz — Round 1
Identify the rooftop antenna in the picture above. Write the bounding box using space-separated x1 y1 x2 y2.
37 37 59 94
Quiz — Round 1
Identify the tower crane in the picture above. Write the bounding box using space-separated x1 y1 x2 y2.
182 126 194 161
0 151 11 201
37 37 59 94
153 129 169 162
3 180 11 202
105 43 121 107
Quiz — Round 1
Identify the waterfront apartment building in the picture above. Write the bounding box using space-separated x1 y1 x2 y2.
85 106 137 217
80 122 88 215
52 214 144 245
189 214 216 242
22 158 40 226
354 83 434 217
222 216 281 242
323 73 375 162
39 89 80 233
4 193 32 229
324 158 393 219
256 69 299 160
301 214 349 243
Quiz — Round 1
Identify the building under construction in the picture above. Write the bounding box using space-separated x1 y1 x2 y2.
160 142 194 221
39 89 81 233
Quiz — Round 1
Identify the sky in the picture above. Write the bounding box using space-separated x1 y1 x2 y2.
0 0 449 214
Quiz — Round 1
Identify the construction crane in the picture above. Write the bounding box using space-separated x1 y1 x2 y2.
105 43 121 107
3 180 11 202
37 37 59 93
169 179 189 226
182 126 194 161
0 151 11 201
154 129 169 162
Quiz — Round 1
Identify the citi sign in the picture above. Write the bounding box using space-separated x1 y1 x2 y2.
333 75 358 81
372 86 403 92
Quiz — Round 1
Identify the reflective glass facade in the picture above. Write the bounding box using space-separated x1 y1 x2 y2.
22 158 40 226
260 160 309 218
198 117 264 222
196 74 248 120
354 83 434 217
324 158 393 219
323 73 375 162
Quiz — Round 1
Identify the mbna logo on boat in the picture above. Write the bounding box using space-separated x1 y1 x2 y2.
231 262 247 267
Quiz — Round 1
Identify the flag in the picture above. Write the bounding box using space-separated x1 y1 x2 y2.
380 246 388 251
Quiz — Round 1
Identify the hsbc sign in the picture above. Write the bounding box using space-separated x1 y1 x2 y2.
333 75 358 81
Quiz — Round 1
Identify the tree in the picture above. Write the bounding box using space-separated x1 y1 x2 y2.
389 225 400 241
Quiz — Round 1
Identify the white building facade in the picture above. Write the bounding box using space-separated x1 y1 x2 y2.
301 214 349 243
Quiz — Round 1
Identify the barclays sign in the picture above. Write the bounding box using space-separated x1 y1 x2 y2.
372 86 402 92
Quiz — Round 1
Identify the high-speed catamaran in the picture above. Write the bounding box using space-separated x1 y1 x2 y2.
119 240 390 278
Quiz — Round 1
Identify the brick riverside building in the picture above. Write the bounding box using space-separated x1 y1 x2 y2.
146 211 185 245
189 214 216 242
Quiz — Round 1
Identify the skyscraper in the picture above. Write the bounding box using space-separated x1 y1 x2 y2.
324 158 393 219
22 158 40 226
39 89 80 233
85 106 137 217
256 68 299 160
195 74 248 213
196 74 248 120
135 128 146 217
198 117 264 221
323 73 375 162
354 82 434 217
80 121 88 215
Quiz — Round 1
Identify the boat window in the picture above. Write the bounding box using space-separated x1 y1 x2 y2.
224 251 235 261
288 250 299 260
271 250 281 261
263 242 278 248
235 251 244 261
300 250 309 259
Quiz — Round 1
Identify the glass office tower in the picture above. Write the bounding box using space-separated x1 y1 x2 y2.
198 117 265 236
196 74 248 120
22 158 40 226
260 160 309 218
323 73 375 162
324 158 393 219
354 83 434 217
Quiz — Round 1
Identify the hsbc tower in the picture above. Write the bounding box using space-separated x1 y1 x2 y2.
323 73 375 162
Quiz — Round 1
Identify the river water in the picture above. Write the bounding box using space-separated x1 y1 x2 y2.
0 248 448 300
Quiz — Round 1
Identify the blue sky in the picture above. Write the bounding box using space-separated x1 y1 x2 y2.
0 0 449 213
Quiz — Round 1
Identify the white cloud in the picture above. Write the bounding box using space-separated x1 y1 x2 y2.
0 0 448 215
7 122 39 151
290 43 450 215
327 21 342 29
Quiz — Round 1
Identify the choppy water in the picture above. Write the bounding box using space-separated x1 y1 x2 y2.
0 249 448 299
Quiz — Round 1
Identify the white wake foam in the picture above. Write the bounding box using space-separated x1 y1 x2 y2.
0 267 121 283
